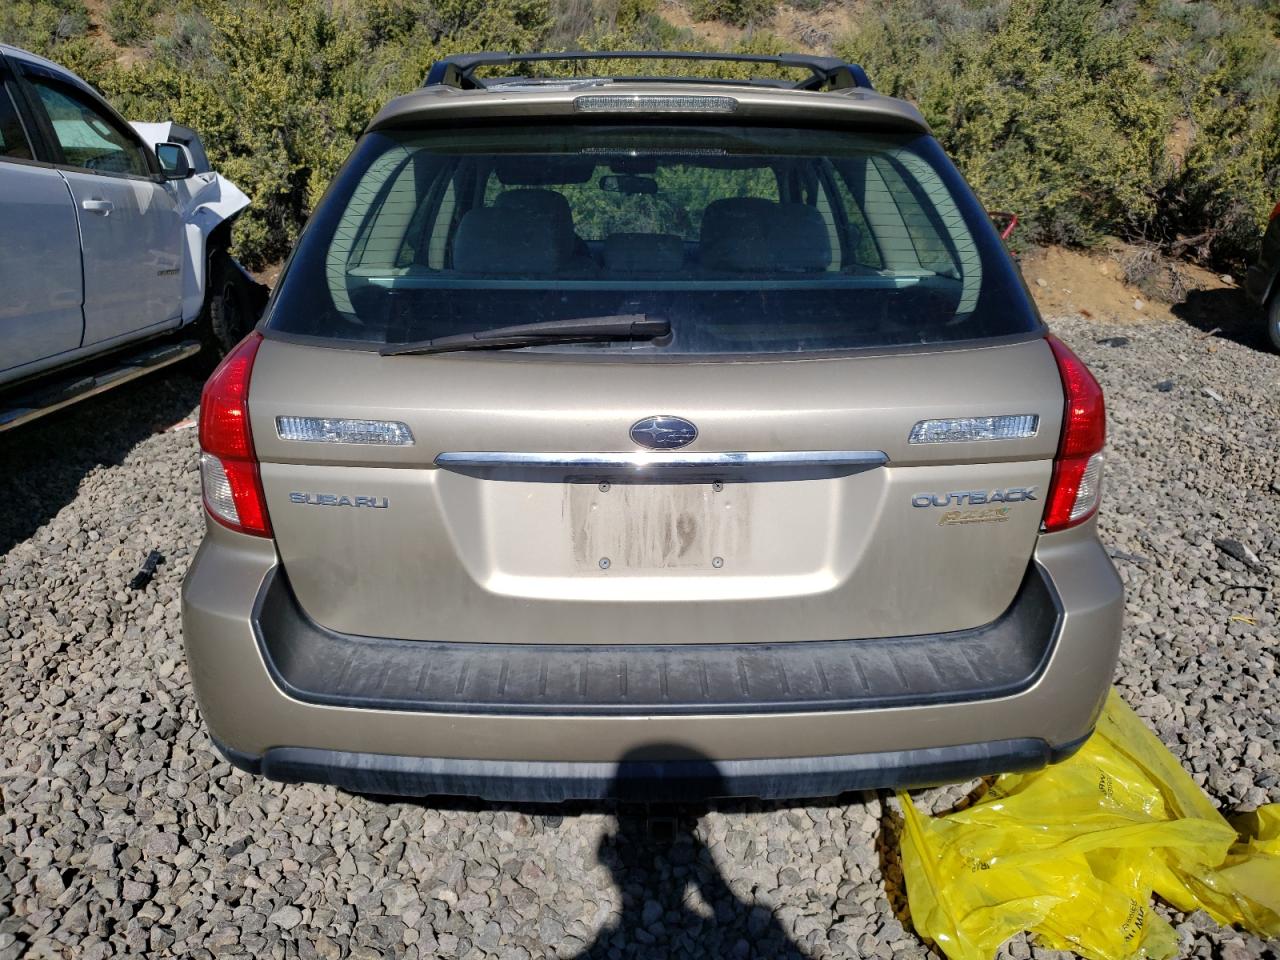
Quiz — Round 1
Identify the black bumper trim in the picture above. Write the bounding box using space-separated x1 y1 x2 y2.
252 564 1061 717
213 735 1065 802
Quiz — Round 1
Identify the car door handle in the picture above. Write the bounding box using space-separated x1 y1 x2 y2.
81 199 113 215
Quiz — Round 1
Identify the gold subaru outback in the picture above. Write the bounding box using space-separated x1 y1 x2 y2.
181 52 1122 802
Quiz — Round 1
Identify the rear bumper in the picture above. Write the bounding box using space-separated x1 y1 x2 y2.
181 521 1123 800
254 562 1059 716
213 733 1090 803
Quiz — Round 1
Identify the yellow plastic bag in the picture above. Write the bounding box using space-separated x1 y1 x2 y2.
898 689 1280 960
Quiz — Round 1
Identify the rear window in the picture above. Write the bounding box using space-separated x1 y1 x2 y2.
267 123 1040 355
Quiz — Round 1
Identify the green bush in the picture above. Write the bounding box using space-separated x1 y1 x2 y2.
0 0 111 78
106 0 161 46
690 0 772 29
94 0 566 266
841 0 1170 248
0 0 90 53
3 0 1275 271
838 0 1279 268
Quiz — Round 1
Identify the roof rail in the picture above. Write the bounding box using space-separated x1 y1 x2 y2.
423 51 873 93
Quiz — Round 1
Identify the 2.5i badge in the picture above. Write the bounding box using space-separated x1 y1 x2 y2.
937 507 1011 525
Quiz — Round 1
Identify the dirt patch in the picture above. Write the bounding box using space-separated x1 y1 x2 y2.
1021 243 1236 324
81 0 149 68
659 1 745 48
770 4 862 53
250 262 285 289
659 0 865 54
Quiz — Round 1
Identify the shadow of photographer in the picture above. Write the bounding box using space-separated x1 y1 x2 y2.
568 744 810 960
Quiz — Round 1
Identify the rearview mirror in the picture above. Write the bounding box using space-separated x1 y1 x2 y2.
155 142 194 180
599 174 658 196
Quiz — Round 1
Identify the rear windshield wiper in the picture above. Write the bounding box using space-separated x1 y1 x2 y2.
379 314 669 356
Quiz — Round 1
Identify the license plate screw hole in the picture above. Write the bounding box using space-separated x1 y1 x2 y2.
712 556 724 569
599 557 611 570
712 481 724 492
598 482 611 493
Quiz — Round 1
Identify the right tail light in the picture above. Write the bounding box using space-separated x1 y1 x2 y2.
1042 335 1106 532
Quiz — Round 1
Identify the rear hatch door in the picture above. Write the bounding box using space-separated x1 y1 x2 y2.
250 337 1061 644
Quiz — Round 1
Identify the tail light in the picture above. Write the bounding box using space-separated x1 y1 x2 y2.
199 333 271 536
1270 201 1280 222
1042 335 1106 532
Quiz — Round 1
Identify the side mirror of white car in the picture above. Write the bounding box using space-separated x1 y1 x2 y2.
155 142 195 180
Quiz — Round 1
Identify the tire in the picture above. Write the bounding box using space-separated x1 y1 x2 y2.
1268 291 1280 353
201 250 258 357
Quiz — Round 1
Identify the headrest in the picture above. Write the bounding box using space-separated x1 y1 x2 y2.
699 198 832 273
492 189 579 263
452 207 565 275
494 188 575 226
603 233 685 274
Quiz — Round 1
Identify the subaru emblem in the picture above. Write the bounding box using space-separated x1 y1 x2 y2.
630 416 698 450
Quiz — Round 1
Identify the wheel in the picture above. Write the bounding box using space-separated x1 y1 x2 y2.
201 250 259 357
1268 291 1280 353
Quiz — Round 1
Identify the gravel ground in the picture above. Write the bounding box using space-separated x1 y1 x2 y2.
1 311 1277 960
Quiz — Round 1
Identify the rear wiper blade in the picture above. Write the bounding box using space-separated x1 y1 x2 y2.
380 314 669 356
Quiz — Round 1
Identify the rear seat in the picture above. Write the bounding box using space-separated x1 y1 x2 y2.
699 197 832 273
451 194 833 277
451 189 600 276
603 233 686 275
452 205 566 275
493 189 596 273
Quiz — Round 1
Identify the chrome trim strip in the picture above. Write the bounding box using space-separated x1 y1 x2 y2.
434 450 889 483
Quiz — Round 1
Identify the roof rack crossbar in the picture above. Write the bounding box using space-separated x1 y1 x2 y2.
423 51 872 92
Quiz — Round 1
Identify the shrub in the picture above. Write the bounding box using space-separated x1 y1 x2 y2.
7 0 1272 272
95 0 564 266
838 0 1277 269
0 0 91 54
105 0 161 47
690 0 773 29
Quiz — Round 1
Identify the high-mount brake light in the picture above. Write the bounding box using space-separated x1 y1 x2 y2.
1042 335 1106 532
574 95 738 114
198 333 271 536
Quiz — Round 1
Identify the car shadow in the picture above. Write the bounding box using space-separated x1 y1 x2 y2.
0 370 203 556
1169 286 1269 352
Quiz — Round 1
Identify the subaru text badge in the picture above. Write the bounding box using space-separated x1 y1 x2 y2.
630 416 698 450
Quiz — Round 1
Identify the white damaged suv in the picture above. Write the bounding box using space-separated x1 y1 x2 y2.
0 43 261 431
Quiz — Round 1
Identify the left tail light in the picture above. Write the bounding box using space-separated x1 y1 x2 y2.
1042 335 1106 532
198 333 271 536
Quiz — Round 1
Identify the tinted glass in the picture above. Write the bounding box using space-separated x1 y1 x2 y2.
0 85 32 160
268 124 1040 355
30 79 148 176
